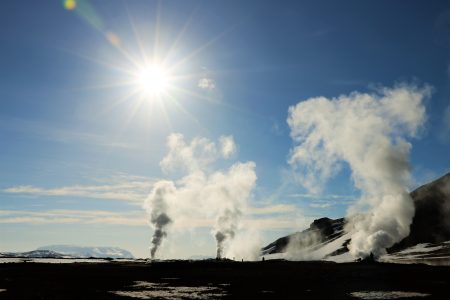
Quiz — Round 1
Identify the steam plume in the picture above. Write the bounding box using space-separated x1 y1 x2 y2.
144 181 175 259
212 162 256 258
144 134 256 259
287 84 430 258
215 209 239 259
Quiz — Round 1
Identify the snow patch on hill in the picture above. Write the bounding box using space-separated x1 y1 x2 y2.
36 245 134 258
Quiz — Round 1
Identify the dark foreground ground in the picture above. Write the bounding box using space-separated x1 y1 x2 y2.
0 260 450 299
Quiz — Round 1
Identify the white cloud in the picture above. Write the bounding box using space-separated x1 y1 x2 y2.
198 78 216 91
2 176 156 203
287 83 431 258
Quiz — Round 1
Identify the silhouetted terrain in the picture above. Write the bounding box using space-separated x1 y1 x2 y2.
261 217 345 255
1 260 450 299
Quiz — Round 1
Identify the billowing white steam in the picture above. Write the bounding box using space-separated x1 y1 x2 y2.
207 162 256 258
144 181 175 259
143 133 256 259
160 133 236 173
287 84 431 258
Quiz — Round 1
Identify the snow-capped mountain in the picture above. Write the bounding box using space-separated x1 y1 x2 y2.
262 173 450 264
36 245 134 258
1 246 134 259
0 250 68 258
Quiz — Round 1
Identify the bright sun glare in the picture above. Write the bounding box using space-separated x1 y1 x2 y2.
136 64 170 96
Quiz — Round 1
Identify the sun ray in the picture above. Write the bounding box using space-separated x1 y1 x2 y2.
153 0 163 64
166 15 250 74
167 26 233 73
115 92 149 139
155 94 174 133
161 6 200 67
172 85 266 121
125 2 147 65
172 86 221 104
97 88 143 117
165 93 204 130
63 80 138 93
59 47 135 75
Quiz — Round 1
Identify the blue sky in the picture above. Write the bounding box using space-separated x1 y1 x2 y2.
1 0 450 258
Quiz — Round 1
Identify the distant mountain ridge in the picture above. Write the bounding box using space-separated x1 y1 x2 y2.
37 245 134 258
262 172 450 262
0 250 67 258
1 245 134 259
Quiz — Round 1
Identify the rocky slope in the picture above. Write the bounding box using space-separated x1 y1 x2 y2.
262 173 450 263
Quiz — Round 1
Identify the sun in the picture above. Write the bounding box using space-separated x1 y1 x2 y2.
136 64 170 96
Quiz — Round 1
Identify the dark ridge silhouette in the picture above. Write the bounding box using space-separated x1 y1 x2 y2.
390 172 450 252
261 217 344 255
263 172 450 256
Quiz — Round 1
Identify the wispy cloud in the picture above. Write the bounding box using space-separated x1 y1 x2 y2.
0 209 147 226
2 176 157 203
286 193 356 209
287 193 355 200
0 208 307 231
0 116 134 149
270 118 284 136
247 204 296 215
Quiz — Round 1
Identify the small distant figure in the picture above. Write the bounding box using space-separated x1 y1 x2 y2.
359 252 377 264
262 256 265 262
241 258 243 262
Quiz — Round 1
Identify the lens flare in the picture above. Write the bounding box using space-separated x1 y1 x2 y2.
106 32 121 47
63 0 76 10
